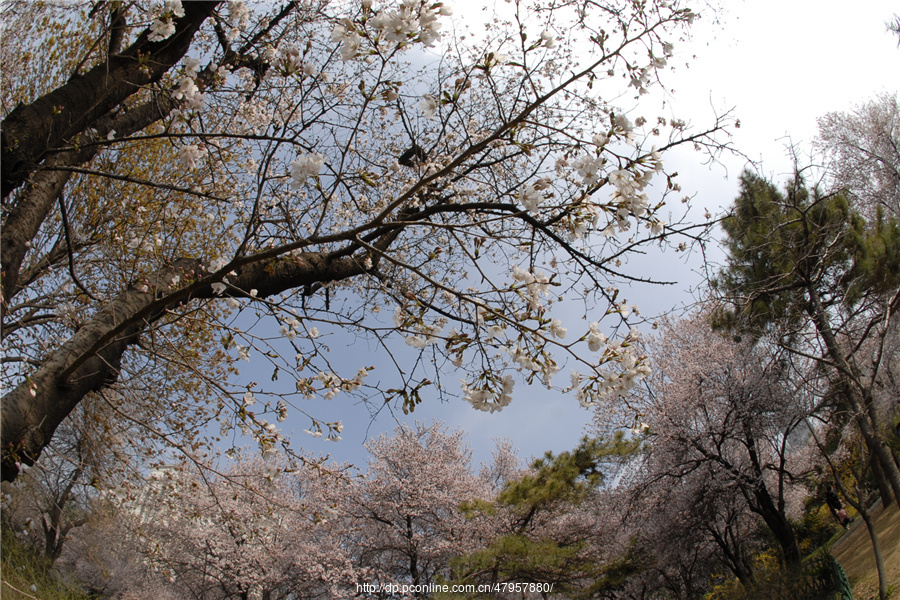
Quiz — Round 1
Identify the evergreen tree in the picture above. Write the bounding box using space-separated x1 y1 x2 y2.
713 169 900 506
445 434 641 599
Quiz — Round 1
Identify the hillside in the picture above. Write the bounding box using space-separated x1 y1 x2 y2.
832 499 900 599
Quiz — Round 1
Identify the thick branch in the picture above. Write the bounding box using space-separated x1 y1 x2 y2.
1 96 178 313
1 246 373 482
0 1 220 198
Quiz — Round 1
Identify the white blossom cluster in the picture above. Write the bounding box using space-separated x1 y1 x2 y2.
461 374 514 413
518 177 552 213
573 154 605 186
182 56 201 77
173 76 206 111
330 22 363 60
257 420 284 456
279 316 303 339
177 143 206 170
146 0 183 42
539 29 556 48
303 419 344 441
290 153 325 187
295 368 370 402
629 39 677 93
448 260 577 412
567 118 669 239
507 343 559 385
570 327 650 406
331 0 453 61
459 328 562 411
222 389 289 456
371 0 446 46
571 118 633 188
419 94 439 118
225 0 250 42
609 148 663 216
511 265 551 311
586 322 607 351
275 44 318 77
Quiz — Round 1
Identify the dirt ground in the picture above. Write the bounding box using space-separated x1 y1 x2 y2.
831 499 900 600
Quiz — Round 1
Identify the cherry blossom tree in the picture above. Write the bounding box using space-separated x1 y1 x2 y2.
0 393 136 563
1 0 734 481
75 455 358 599
599 458 765 598
816 93 899 220
61 421 505 599
603 311 814 569
337 422 495 597
55 502 185 600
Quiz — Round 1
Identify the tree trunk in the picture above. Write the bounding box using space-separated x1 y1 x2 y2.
752 485 801 567
835 472 889 600
1 248 375 480
870 454 895 509
1 2 220 198
805 285 900 506
859 507 889 600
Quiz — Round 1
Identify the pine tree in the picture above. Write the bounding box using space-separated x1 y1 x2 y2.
445 434 641 599
714 169 900 506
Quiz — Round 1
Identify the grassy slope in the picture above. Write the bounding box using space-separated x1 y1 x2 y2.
1 530 91 600
831 500 900 600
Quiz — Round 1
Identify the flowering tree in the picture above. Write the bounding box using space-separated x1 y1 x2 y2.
0 426 90 562
603 311 813 568
0 391 137 564
1 0 733 480
61 422 498 599
816 93 900 221
617 450 776 597
79 456 358 599
338 422 495 597
55 502 187 600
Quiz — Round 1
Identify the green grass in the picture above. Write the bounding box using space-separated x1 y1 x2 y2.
1 527 92 600
831 500 900 599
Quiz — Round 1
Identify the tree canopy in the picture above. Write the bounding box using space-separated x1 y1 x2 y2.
1 0 731 481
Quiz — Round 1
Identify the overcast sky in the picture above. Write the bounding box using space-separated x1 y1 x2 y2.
284 0 900 471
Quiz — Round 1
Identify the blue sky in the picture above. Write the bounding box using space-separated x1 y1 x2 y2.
253 0 900 471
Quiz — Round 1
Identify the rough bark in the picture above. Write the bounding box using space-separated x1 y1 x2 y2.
0 154 74 311
0 1 220 199
2 2 200 318
1 249 374 481
751 484 801 567
1 4 226 477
